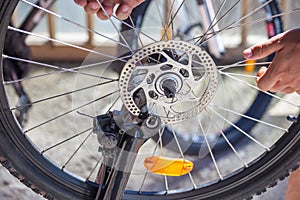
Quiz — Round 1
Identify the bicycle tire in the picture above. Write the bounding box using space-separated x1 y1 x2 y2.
0 0 299 200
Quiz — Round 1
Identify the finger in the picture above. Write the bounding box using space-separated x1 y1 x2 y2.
256 64 279 92
280 87 295 94
97 0 115 20
257 73 278 92
243 32 284 60
115 0 145 20
297 90 300 95
84 1 101 14
269 79 290 93
122 0 145 8
256 66 267 78
115 3 132 20
256 66 267 87
74 0 87 7
256 66 268 90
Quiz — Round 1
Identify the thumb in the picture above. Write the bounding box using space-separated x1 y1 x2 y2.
243 33 284 60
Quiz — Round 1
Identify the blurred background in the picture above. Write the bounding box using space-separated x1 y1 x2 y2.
10 0 300 61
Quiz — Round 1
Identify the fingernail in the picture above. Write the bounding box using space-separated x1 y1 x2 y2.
78 0 87 6
117 5 130 20
243 48 253 58
122 5 130 13
90 2 99 10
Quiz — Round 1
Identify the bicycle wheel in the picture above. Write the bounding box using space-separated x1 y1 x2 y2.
0 0 300 200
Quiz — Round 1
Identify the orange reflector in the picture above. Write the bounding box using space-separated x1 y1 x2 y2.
144 156 194 176
245 59 256 73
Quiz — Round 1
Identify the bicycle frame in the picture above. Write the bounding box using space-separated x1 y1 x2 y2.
173 0 225 58
197 0 225 58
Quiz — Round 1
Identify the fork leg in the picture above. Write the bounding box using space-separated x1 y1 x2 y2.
95 131 144 200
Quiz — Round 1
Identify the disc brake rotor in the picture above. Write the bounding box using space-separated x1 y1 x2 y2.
119 40 218 124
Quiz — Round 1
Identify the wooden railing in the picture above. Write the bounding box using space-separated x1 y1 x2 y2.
13 0 289 61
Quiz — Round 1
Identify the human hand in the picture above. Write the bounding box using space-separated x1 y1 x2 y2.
243 29 300 94
74 0 144 20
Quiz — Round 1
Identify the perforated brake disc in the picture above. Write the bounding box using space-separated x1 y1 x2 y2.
119 40 218 124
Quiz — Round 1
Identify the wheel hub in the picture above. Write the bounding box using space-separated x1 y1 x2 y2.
156 73 182 98
119 40 218 124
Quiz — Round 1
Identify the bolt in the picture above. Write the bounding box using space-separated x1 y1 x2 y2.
287 115 298 122
162 79 176 98
146 116 159 129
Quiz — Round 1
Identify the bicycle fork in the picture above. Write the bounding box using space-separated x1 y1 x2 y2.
93 111 161 200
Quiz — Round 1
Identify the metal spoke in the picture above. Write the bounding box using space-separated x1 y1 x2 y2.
11 80 115 111
152 129 167 193
152 0 168 29
159 126 170 193
95 0 134 54
209 107 270 151
166 0 177 28
160 0 186 41
199 0 277 45
62 130 94 170
24 90 120 133
86 157 103 182
170 125 196 188
3 54 130 84
222 73 300 108
188 5 300 44
128 15 145 48
3 54 118 81
8 26 125 61
20 0 129 49
138 126 166 193
111 15 157 44
210 104 288 132
218 62 271 71
165 0 177 41
197 116 223 180
219 71 258 79
227 8 300 32
41 127 93 153
217 60 247 70
197 0 235 45
106 96 120 113
214 125 248 167
164 176 169 193
147 0 176 42
158 127 165 156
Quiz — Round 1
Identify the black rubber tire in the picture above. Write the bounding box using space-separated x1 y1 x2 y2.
0 1 299 200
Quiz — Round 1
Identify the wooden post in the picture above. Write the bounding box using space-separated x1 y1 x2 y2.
47 6 56 46
86 14 94 46
241 0 248 46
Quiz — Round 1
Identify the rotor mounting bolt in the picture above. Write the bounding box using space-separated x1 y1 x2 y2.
145 116 159 129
